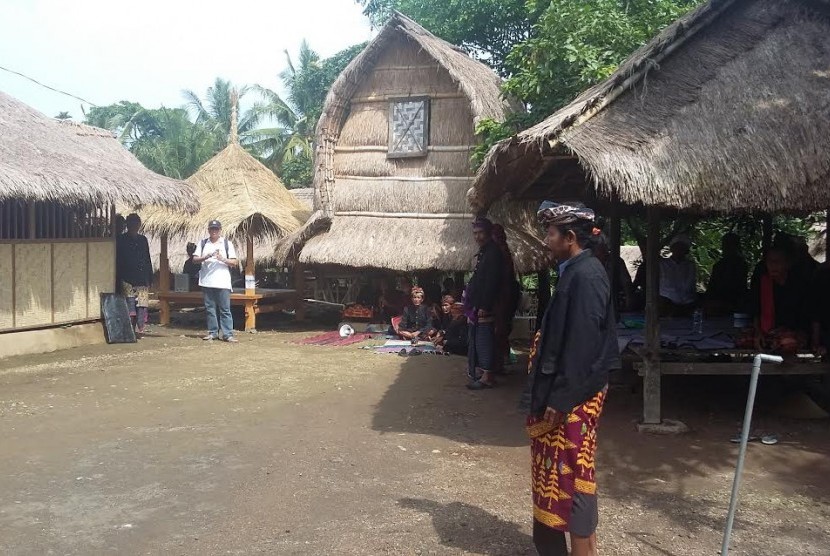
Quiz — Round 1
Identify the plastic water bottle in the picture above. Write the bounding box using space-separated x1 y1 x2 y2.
692 308 704 334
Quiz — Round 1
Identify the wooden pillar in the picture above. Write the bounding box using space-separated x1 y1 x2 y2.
762 214 773 252
642 207 662 425
245 235 255 294
825 209 829 258
536 269 551 331
609 199 622 317
159 232 171 326
294 263 306 322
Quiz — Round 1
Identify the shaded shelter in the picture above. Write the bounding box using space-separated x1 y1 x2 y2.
0 90 195 354
469 0 830 423
275 12 548 279
141 91 311 331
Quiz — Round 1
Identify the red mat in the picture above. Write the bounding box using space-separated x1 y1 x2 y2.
296 330 372 347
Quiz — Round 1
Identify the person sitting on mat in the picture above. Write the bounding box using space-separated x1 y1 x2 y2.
399 287 433 342
430 296 468 355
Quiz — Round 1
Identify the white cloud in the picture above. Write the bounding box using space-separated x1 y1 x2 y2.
0 0 374 119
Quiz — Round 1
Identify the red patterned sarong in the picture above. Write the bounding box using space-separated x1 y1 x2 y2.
526 329 607 532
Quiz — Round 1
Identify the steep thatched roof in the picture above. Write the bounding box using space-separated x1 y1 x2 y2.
317 11 519 147
141 141 310 243
0 91 197 210
275 12 546 272
470 0 830 214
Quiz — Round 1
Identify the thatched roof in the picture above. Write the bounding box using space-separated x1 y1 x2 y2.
470 0 830 214
141 142 310 243
275 12 546 272
0 91 196 210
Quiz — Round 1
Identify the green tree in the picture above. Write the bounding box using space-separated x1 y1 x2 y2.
84 102 217 179
182 78 256 148
357 0 539 75
55 111 72 120
504 0 701 122
248 41 365 186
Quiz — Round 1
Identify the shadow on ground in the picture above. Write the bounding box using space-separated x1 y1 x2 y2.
399 498 534 556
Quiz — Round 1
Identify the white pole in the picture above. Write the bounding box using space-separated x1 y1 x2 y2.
721 353 783 555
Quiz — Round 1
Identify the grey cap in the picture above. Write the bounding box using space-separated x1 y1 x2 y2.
208 220 222 229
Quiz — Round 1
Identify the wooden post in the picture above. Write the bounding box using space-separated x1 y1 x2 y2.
825 209 829 258
294 263 306 322
609 198 622 317
245 234 255 295
159 232 171 326
762 214 773 252
642 207 662 425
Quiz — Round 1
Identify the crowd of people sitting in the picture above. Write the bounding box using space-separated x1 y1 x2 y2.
627 229 828 355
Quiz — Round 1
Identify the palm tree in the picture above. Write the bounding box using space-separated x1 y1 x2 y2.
55 111 72 120
182 78 256 149
131 107 218 179
247 41 321 174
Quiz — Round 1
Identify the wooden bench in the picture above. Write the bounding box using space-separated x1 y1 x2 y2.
157 288 301 332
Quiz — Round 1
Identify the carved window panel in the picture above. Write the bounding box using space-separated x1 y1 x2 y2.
388 97 430 158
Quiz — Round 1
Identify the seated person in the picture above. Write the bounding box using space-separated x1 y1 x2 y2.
811 263 830 355
398 287 432 341
430 296 469 355
378 278 407 324
659 234 697 317
706 233 748 315
589 232 634 312
749 244 809 353
183 242 201 291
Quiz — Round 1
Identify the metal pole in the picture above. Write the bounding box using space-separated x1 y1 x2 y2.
721 353 783 556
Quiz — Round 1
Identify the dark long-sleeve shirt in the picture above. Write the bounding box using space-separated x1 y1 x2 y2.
401 304 432 334
524 250 620 414
116 233 152 287
466 240 505 313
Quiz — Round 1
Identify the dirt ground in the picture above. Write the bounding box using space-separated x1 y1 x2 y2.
1 321 828 556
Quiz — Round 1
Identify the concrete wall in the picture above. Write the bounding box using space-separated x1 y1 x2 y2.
0 322 105 359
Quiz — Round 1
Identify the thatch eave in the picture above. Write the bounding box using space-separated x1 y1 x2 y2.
470 0 830 215
140 142 310 243
0 92 197 211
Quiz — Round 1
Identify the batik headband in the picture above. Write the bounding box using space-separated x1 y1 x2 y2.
537 201 595 227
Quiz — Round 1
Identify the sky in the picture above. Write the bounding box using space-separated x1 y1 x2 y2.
0 0 375 120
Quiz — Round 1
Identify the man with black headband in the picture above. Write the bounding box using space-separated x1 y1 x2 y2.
523 201 619 556
464 217 505 389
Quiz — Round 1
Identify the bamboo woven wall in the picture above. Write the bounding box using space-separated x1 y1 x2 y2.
53 242 88 323
0 244 12 329
0 240 114 332
14 243 52 328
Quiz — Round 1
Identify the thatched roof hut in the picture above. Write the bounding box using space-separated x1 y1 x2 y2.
470 0 830 215
277 12 548 273
0 91 197 211
141 94 310 258
289 187 314 210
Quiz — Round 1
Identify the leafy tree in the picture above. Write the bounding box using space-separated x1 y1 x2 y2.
182 78 256 148
84 102 217 179
248 41 365 183
504 0 701 122
357 0 539 75
55 111 72 120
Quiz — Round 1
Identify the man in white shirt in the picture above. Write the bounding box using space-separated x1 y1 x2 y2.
193 220 239 342
659 234 697 316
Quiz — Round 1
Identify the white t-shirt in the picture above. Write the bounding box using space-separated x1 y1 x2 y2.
197 237 237 290
659 256 697 305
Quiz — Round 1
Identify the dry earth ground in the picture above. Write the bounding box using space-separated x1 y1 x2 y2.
0 326 828 555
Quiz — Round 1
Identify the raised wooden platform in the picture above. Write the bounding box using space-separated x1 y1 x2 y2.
157 288 301 331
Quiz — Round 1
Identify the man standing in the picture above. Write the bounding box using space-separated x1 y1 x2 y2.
116 213 152 336
524 202 619 556
192 220 239 342
464 217 505 390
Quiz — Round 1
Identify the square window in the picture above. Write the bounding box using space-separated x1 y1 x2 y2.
388 97 430 158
